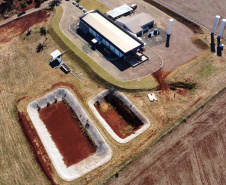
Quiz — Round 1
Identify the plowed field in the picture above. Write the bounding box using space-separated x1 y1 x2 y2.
108 88 226 185
152 0 226 38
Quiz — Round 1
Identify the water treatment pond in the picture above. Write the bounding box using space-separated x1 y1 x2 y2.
39 101 96 167
95 94 143 139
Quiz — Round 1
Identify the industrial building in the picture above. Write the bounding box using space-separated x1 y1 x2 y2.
78 10 144 61
116 13 154 36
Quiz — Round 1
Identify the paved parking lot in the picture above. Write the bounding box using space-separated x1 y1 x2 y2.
60 1 163 81
140 27 167 48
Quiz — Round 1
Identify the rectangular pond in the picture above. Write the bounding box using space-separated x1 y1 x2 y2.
27 88 111 181
89 90 150 143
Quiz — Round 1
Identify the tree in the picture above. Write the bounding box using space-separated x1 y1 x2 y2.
19 2 27 9
34 0 41 4
40 27 47 36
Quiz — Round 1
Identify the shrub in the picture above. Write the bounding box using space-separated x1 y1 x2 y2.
20 2 27 9
115 171 120 178
40 27 47 36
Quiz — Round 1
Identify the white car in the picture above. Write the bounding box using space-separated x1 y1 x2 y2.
72 1 76 5
83 9 87 13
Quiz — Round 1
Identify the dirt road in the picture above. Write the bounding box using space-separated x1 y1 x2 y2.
108 88 226 185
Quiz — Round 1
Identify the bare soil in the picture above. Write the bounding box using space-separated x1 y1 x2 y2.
95 94 143 138
152 69 169 91
18 112 54 182
0 9 49 43
39 101 96 167
108 88 226 185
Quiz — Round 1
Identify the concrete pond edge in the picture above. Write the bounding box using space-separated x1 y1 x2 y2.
27 88 112 181
88 89 150 144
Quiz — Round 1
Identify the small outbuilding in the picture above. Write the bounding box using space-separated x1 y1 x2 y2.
49 49 71 73
116 13 154 36
106 4 133 20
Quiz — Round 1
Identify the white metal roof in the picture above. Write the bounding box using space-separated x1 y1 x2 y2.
148 93 157 102
51 49 62 59
82 12 141 53
117 13 154 33
107 4 133 18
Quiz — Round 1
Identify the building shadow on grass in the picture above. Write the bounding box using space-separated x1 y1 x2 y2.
49 60 60 68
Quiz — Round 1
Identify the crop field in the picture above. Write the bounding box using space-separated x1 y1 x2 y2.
1 0 226 185
108 87 226 185
148 0 226 38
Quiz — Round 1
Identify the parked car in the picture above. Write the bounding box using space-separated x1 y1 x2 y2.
83 9 87 13
79 5 83 10
72 1 76 5
76 3 79 7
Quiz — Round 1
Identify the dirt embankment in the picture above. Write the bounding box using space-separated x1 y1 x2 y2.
44 82 85 101
152 69 169 91
17 112 54 183
0 9 49 43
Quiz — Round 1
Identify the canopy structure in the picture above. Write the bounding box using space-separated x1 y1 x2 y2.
91 35 102 44
51 49 62 59
107 4 133 19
